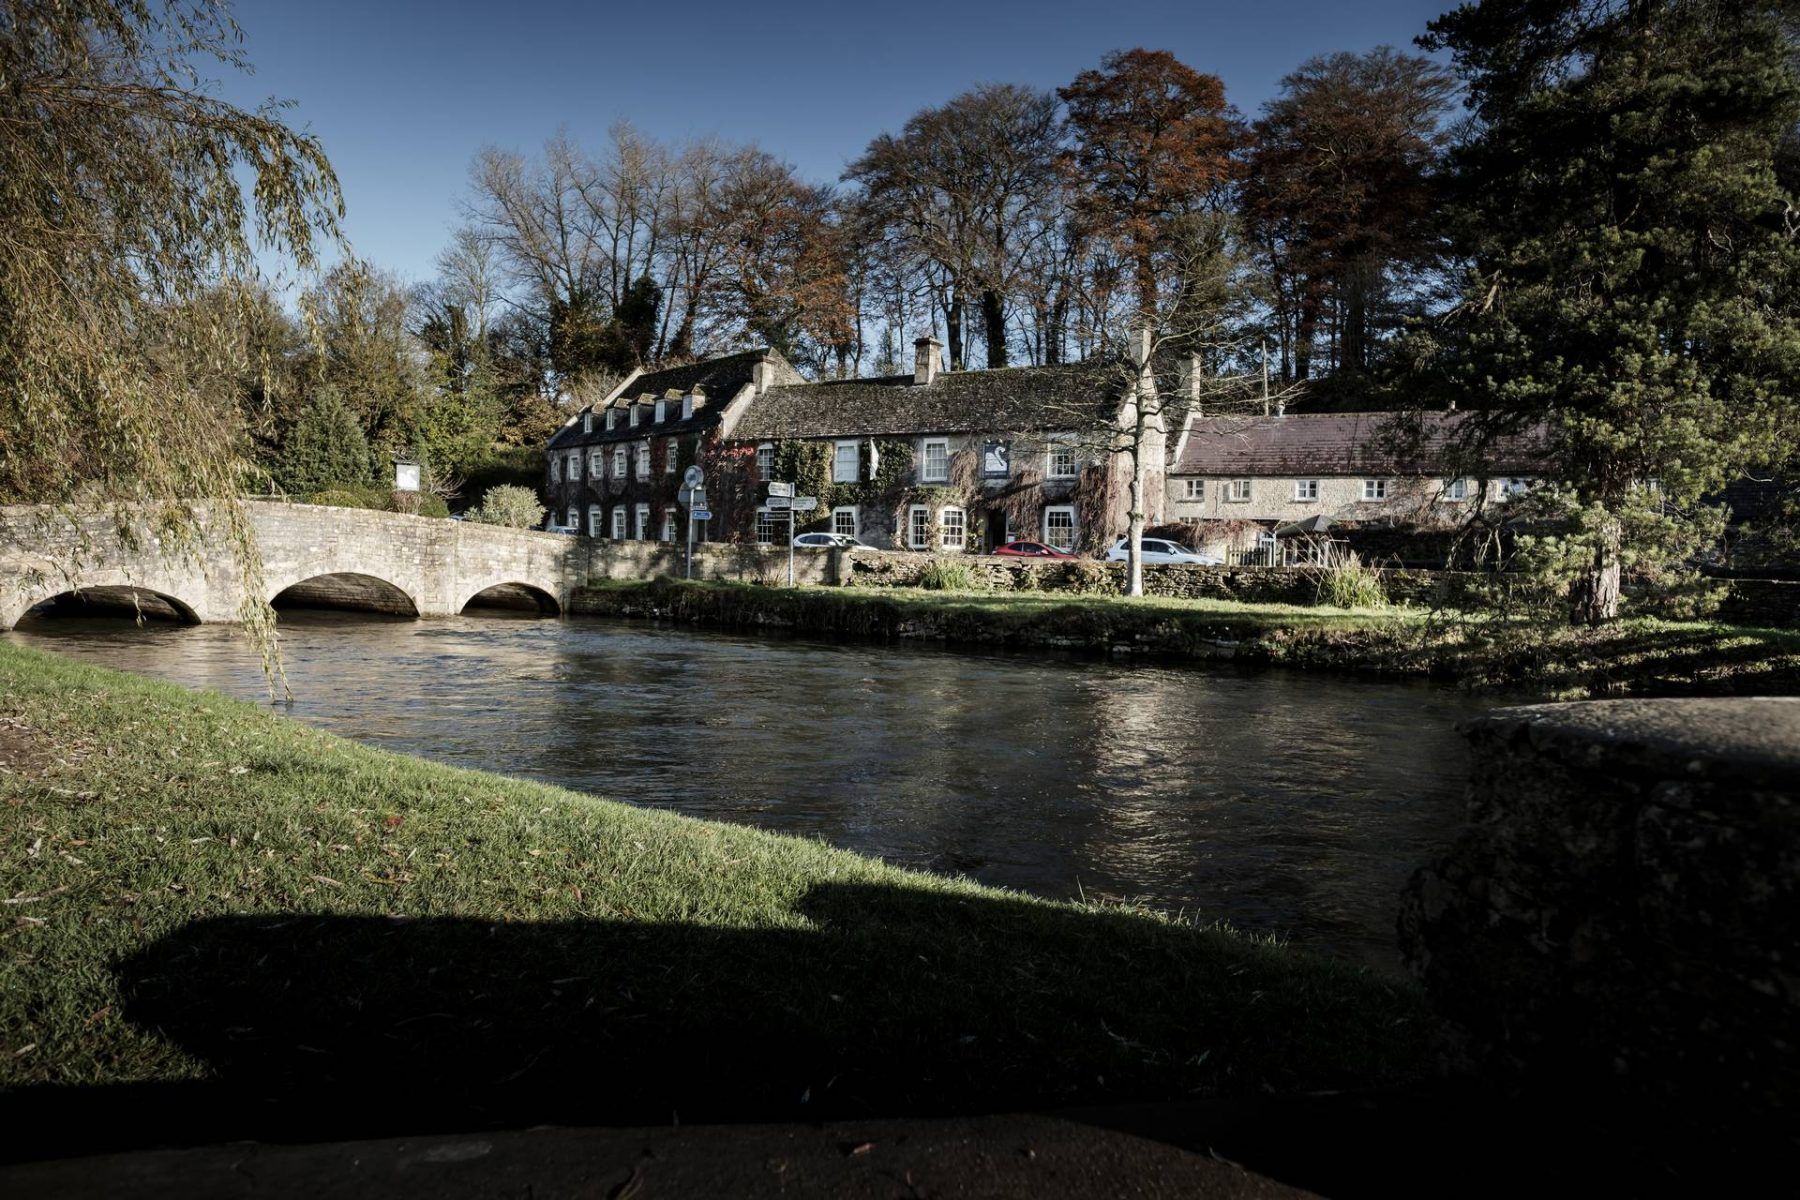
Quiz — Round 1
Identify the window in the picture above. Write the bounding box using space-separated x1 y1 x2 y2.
665 439 678 473
833 506 859 538
588 449 604 478
587 505 602 536
611 507 626 539
629 405 641 427
1048 441 1078 480
1182 478 1205 501
757 442 775 479
635 441 651 481
1044 506 1077 552
1362 479 1389 501
549 457 561 483
681 395 694 419
1445 478 1469 501
920 437 950 483
566 507 578 531
908 504 930 549
940 506 966 551
1502 477 1531 496
582 413 592 434
1225 479 1252 503
662 508 677 542
833 439 859 483
605 409 618 431
654 399 666 423
755 507 781 545
982 440 1011 478
568 452 583 481
1294 479 1319 502
635 503 650 539
613 445 627 477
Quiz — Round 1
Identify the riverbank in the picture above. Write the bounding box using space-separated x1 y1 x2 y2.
0 640 1426 1157
571 578 1800 697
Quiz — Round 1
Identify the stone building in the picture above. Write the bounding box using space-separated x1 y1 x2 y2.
1167 411 1544 549
718 338 1155 553
543 349 805 542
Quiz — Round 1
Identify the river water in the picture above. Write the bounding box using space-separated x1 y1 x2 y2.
10 611 1495 967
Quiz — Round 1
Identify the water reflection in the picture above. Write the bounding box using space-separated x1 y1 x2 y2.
9 612 1492 967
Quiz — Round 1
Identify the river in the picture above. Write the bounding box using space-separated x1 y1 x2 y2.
10 610 1495 968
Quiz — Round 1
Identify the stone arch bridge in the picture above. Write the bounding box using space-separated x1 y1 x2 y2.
0 502 583 628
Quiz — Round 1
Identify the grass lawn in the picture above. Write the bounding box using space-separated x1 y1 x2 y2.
575 578 1800 698
0 640 1429 1155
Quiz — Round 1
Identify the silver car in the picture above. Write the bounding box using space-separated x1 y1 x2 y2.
1104 537 1222 565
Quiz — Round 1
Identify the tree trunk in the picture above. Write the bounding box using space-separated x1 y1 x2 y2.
1569 515 1623 625
1295 290 1320 382
945 292 965 372
1127 452 1145 598
981 289 1007 368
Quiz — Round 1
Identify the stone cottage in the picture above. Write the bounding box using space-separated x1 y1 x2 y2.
716 338 1157 554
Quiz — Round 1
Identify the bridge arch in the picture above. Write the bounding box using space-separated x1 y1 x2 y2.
270 572 419 618
12 584 200 625
458 580 562 616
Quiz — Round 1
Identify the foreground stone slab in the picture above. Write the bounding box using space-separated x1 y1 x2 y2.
0 1114 1311 1200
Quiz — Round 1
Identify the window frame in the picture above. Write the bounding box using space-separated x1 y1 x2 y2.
832 439 860 484
939 505 966 551
549 457 561 483
1043 505 1077 552
635 502 650 540
605 408 618 431
566 506 578 531
907 504 931 550
654 399 666 423
635 440 651 481
662 508 678 542
665 438 678 474
756 442 775 480
587 505 602 537
1294 479 1320 502
1047 439 1079 480
629 405 641 428
832 505 859 538
755 506 781 546
613 445 628 477
920 437 950 484
582 412 592 434
1362 478 1389 501
611 507 627 539
1225 479 1252 503
1445 478 1470 502
1182 478 1205 501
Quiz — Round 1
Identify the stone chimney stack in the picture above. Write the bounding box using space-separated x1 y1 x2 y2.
1181 352 1203 411
751 353 774 396
1128 325 1152 371
913 336 943 386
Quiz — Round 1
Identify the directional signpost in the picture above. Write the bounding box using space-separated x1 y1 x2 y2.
766 481 820 585
680 465 706 579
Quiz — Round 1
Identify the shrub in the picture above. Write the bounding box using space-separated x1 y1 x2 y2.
1315 560 1388 610
308 485 390 511
917 559 978 591
466 484 545 529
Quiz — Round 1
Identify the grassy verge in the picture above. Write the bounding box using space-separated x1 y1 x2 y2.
572 578 1800 698
0 640 1427 1154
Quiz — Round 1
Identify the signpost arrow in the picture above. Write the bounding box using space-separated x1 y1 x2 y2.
690 509 712 521
791 496 819 512
767 481 795 498
766 495 791 509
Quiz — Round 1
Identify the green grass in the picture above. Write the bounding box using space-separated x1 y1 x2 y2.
576 578 1800 698
0 640 1428 1153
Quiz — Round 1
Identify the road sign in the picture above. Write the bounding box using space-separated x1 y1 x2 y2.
766 495 791 509
683 465 705 488
767 481 794 498
678 484 706 508
690 509 711 521
791 496 819 512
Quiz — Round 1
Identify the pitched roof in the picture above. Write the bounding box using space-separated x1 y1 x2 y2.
548 349 804 448
730 360 1124 441
1173 412 1549 477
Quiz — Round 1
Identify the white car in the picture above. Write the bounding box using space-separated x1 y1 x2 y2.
792 532 867 549
1104 537 1222 565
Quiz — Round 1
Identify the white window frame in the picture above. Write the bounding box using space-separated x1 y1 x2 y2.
681 395 694 419
566 452 582 481
1362 479 1389 501
665 438 678 473
635 441 651 481
1182 478 1205 501
586 505 602 536
582 412 592 434
654 399 666 423
755 506 781 546
756 442 775 479
907 504 930 550
832 506 859 538
833 439 860 483
588 449 604 478
939 505 966 551
1294 479 1320 502
1047 439 1078 480
662 508 677 542
566 506 578 530
605 409 618 431
1503 477 1531 496
920 437 950 484
1043 505 1077 552
629 405 642 428
1445 478 1470 502
613 445 628 477
1225 479 1252 503
549 457 561 483
611 507 626 540
635 502 650 540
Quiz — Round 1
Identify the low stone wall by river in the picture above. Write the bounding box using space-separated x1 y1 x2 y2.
1400 698 1800 1141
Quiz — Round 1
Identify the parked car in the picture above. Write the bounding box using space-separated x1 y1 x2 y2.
792 532 867 549
993 540 1078 560
1104 537 1222 565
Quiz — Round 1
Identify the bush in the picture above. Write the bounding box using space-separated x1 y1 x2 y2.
917 559 979 591
308 485 391 511
1314 560 1388 610
466 484 545 529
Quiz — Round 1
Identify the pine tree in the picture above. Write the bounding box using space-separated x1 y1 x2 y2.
1426 0 1800 623
279 388 373 496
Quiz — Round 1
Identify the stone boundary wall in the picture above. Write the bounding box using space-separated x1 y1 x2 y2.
1399 698 1800 1136
581 541 838 587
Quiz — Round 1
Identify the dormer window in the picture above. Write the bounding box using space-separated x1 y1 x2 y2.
605 409 617 431
654 399 666 423
582 412 592 434
681 395 694 419
629 405 641 428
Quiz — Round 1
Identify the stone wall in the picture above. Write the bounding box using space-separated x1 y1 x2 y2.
1399 699 1800 1135
581 540 838 587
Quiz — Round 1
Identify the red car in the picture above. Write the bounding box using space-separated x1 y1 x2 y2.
993 540 1078 559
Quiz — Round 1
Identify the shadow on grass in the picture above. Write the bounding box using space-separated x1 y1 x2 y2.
2 882 1421 1161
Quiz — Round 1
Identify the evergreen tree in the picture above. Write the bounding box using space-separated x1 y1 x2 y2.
278 388 373 496
1426 0 1800 622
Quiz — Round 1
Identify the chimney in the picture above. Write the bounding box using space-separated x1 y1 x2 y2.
751 353 774 396
913 336 943 386
684 385 705 419
1128 325 1152 371
1181 352 1203 411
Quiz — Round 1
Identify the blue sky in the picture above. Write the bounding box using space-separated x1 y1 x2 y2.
217 0 1457 285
